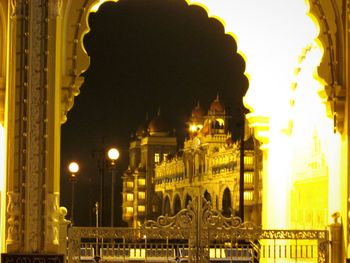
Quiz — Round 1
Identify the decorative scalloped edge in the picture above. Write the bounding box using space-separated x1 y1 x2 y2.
61 0 247 124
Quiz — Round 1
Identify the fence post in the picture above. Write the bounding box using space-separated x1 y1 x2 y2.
329 212 342 263
58 207 70 256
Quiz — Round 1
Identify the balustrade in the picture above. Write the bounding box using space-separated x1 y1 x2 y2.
67 198 330 263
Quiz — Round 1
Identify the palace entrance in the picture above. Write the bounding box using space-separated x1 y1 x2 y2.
68 198 329 262
0 1 347 262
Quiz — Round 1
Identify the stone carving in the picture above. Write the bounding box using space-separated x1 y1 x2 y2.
10 0 17 17
308 0 346 133
47 194 60 245
49 0 63 18
6 192 20 245
10 0 25 17
26 1 48 252
59 206 68 222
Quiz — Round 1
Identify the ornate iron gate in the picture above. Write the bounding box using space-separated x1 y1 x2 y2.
68 197 329 262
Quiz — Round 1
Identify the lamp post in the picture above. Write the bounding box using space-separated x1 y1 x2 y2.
68 161 79 225
239 110 245 221
108 148 119 227
94 201 101 263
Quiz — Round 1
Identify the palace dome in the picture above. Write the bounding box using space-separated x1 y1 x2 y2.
135 116 150 138
226 137 234 146
191 102 205 119
209 95 225 113
148 111 169 135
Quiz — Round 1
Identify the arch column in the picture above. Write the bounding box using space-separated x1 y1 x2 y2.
3 0 64 253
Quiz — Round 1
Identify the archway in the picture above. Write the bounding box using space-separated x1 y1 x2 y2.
222 187 232 217
61 0 247 226
184 193 192 208
163 195 171 215
173 194 181 215
204 190 211 202
0 0 346 257
59 0 343 230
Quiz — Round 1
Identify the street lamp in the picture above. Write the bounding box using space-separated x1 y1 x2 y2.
68 161 79 225
108 148 119 227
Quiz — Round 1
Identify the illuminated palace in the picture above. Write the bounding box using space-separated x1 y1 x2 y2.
122 96 262 227
0 0 349 262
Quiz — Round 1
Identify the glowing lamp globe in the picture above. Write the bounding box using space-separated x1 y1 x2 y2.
68 162 79 174
108 148 119 161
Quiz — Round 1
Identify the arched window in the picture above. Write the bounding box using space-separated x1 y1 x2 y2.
204 190 211 202
195 154 200 175
222 188 232 216
163 196 171 215
173 195 181 215
185 194 192 208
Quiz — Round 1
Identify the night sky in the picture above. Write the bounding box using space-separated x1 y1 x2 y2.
60 0 248 226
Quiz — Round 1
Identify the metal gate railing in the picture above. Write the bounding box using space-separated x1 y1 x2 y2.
67 197 329 263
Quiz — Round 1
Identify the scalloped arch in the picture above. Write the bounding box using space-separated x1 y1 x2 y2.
306 0 345 132
60 0 246 123
61 0 338 131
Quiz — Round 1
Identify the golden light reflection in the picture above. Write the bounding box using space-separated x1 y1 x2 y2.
288 43 341 229
185 0 338 229
90 0 118 13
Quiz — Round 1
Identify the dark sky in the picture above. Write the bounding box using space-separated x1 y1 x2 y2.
60 0 248 227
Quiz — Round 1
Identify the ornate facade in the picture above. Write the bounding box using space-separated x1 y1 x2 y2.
122 97 262 227
0 0 349 262
122 111 178 227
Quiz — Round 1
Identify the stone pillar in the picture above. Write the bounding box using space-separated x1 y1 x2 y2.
58 207 70 255
4 0 61 254
330 212 342 263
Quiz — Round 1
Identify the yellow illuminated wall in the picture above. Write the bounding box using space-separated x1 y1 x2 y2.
288 43 340 229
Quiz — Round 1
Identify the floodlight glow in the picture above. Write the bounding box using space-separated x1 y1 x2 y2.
190 124 197 133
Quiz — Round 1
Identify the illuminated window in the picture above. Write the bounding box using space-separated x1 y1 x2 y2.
154 153 160 163
163 153 168 161
127 181 134 188
126 207 133 214
244 156 254 166
138 178 146 186
244 172 253 184
216 118 224 126
138 192 145 199
138 205 145 212
244 191 253 201
127 193 134 201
